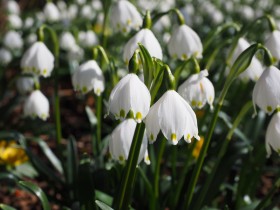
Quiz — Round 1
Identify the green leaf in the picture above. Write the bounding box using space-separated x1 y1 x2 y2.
35 138 63 174
0 172 19 182
0 204 17 210
12 162 38 178
86 106 98 127
18 181 51 210
95 190 113 206
95 200 114 210
77 154 96 210
138 43 154 88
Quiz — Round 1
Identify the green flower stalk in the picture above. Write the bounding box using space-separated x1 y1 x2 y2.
183 43 274 209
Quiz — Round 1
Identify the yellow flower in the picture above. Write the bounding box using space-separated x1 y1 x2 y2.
192 137 204 159
0 140 28 166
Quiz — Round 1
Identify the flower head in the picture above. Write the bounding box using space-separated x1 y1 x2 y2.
265 112 280 157
108 73 151 123
123 28 162 64
60 32 76 51
109 119 150 165
72 60 104 95
252 66 280 115
3 30 23 51
178 70 215 109
167 24 203 60
24 90 49 120
44 2 60 22
20 41 55 77
110 0 142 33
78 30 98 48
0 48 12 65
145 90 199 145
265 30 280 61
16 76 37 95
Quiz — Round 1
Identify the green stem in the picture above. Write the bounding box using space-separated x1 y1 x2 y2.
101 0 111 48
96 95 102 153
38 24 62 145
113 123 146 210
151 138 166 210
193 101 253 210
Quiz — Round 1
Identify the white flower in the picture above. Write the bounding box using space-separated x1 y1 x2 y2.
8 14 22 29
123 28 162 64
24 17 34 29
167 24 203 60
72 60 104 95
265 112 280 157
67 4 78 20
145 90 199 145
108 73 151 123
24 90 49 120
44 2 60 22
57 0 67 11
6 0 20 14
109 119 150 165
110 0 142 33
16 76 37 94
78 30 98 48
178 70 215 109
230 38 263 81
0 48 12 65
60 32 76 51
20 41 55 77
3 30 23 51
67 44 84 61
265 30 280 61
252 66 280 115
80 5 94 20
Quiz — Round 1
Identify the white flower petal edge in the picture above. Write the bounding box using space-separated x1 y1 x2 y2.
252 66 280 115
265 30 280 61
72 60 105 95
21 41 55 77
168 24 203 60
111 0 142 33
265 112 280 157
23 90 49 120
178 70 215 109
145 90 199 145
108 73 151 123
123 29 162 64
109 119 150 164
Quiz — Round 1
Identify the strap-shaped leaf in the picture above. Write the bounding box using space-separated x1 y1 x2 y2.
95 200 114 210
18 181 51 210
138 43 154 88
0 204 17 210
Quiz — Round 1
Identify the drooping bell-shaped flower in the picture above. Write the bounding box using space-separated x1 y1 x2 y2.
265 112 280 157
72 60 104 95
3 30 23 51
108 73 151 123
145 90 200 145
252 65 280 115
43 2 60 22
8 14 22 29
178 70 215 109
167 24 203 60
78 30 98 48
123 28 162 64
60 32 76 51
20 41 55 77
109 119 150 165
110 0 142 33
0 48 12 65
24 90 49 120
5 0 20 14
230 38 263 81
265 30 280 61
